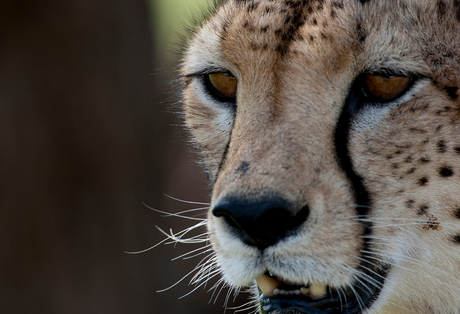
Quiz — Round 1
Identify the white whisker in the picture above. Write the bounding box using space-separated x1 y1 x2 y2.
164 193 211 205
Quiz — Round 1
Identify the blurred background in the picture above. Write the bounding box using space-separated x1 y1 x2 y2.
0 0 248 313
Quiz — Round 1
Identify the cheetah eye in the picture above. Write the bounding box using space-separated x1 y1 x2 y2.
361 73 412 102
204 72 237 101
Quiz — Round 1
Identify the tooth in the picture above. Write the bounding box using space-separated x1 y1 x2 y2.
310 283 327 299
273 289 280 296
300 287 309 295
255 274 279 297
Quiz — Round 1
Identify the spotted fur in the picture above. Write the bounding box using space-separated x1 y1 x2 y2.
180 0 460 313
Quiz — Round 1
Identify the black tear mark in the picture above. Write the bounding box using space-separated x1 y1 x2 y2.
418 176 429 186
444 86 459 100
451 234 460 244
418 205 429 216
439 166 454 177
334 80 373 282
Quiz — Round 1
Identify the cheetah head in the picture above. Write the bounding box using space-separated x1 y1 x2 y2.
179 0 460 313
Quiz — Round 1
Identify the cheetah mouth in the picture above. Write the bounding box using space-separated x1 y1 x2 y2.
256 268 388 314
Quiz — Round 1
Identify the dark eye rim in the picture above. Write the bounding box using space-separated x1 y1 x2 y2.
358 72 416 103
203 73 237 104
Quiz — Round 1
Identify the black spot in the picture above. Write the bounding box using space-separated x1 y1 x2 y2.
271 0 311 57
406 167 416 175
396 189 405 194
410 127 428 134
437 0 447 16
386 154 393 159
309 35 315 42
418 205 429 216
444 86 459 100
418 176 429 186
392 163 399 169
404 155 412 163
455 0 460 21
332 1 344 8
454 147 460 154
419 157 431 164
247 2 259 12
435 125 443 132
238 161 250 174
261 25 269 32
437 140 447 153
356 21 366 42
454 208 460 219
317 4 323 10
406 199 415 208
439 166 454 177
330 9 336 18
312 18 317 25
451 234 460 244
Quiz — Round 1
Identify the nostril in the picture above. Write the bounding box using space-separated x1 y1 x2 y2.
212 196 310 250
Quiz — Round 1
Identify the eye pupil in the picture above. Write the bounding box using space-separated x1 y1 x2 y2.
207 72 237 99
364 74 411 100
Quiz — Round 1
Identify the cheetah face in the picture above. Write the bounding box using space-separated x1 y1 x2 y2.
180 0 460 313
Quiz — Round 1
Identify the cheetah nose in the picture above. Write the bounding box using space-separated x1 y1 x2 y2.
212 196 309 250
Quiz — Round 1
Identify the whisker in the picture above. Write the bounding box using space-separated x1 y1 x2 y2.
171 245 213 261
164 193 211 205
144 202 206 221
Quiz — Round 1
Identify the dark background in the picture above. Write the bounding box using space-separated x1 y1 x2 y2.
0 0 248 313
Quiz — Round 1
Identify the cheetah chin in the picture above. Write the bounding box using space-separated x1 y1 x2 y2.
178 0 460 313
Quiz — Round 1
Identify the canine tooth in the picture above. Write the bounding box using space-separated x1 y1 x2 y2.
310 283 327 299
273 289 280 296
300 287 309 295
255 274 279 297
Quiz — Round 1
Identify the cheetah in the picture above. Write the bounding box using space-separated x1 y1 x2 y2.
176 0 460 313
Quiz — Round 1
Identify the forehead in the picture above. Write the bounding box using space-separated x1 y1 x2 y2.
184 0 457 86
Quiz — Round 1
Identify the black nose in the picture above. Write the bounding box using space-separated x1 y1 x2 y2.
212 196 309 250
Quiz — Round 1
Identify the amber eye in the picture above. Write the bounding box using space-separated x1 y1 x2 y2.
205 72 237 100
363 74 411 101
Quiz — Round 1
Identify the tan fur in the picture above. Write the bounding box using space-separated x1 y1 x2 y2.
180 0 460 313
